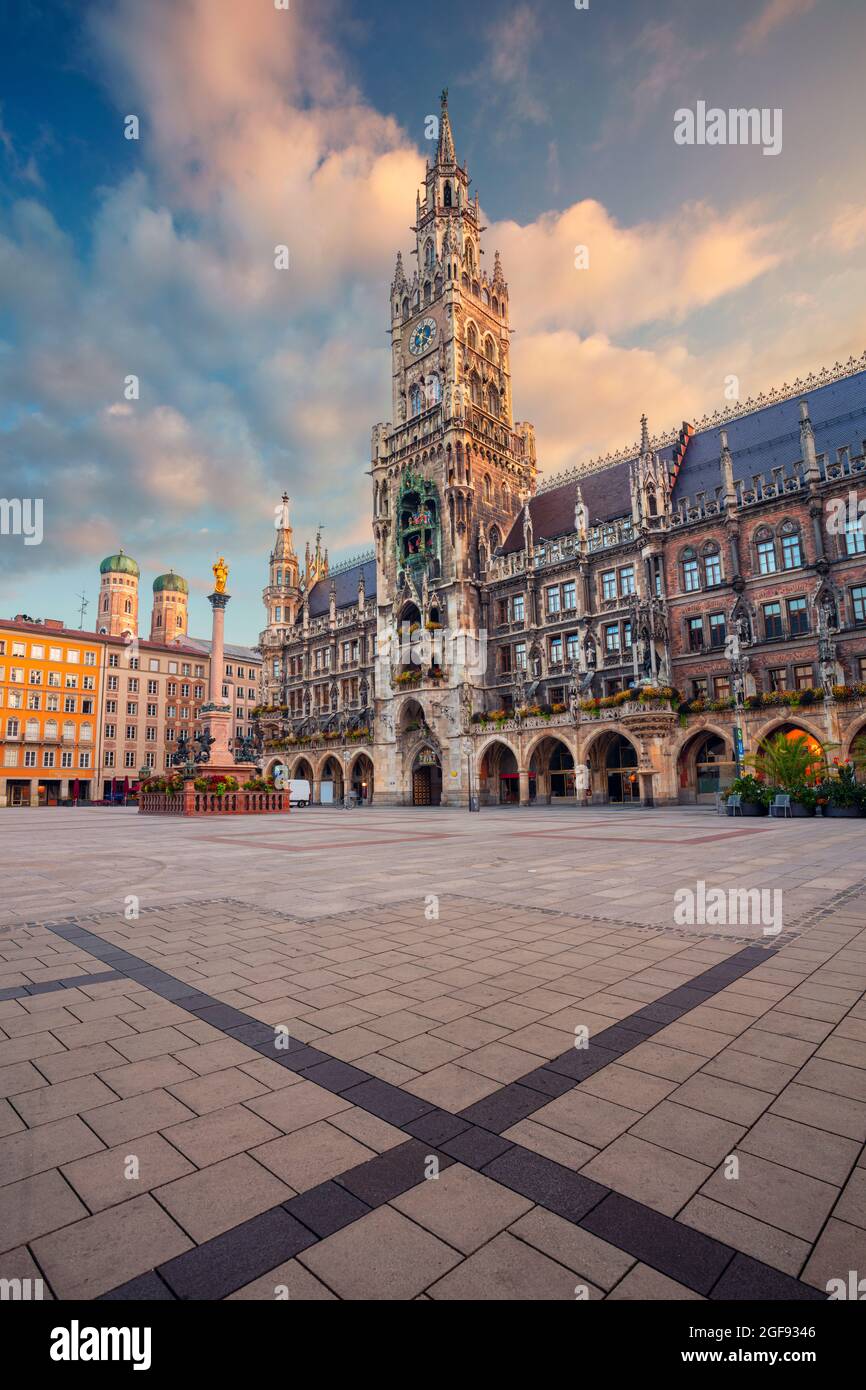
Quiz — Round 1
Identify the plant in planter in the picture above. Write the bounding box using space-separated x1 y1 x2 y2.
746 732 831 816
821 761 863 817
723 774 770 815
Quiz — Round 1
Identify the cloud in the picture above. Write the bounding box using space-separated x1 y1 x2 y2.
738 0 817 53
490 198 781 337
827 203 866 254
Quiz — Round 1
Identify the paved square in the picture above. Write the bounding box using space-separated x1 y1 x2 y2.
1 804 865 1299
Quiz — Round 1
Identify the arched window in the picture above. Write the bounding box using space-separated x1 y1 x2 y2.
45 719 58 740
434 273 443 297
755 526 777 575
424 281 432 304
426 374 442 407
470 372 482 406
461 273 469 291
779 522 803 570
62 720 74 740
703 543 723 586
484 336 496 361
424 239 435 269
484 474 493 502
646 484 657 517
444 182 452 208
402 297 410 321
483 287 490 306
490 526 501 553
466 243 475 273
492 297 499 315
472 280 481 297
488 386 500 417
681 547 700 592
102 594 109 612
467 323 477 351
26 718 39 741
409 384 424 417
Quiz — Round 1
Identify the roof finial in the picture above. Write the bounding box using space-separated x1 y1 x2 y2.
437 87 456 164
640 414 651 455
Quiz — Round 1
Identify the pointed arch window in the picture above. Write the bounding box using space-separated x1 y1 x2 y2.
488 386 501 417
484 474 493 502
424 239 435 269
444 182 452 208
426 374 442 407
424 281 432 304
466 243 474 273
470 372 482 406
484 336 495 361
467 323 477 351
410 383 424 417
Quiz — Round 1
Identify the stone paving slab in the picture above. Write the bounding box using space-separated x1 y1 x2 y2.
2 805 865 1298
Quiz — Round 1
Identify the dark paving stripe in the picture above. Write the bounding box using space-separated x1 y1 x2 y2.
44 917 822 1302
0 969 124 1001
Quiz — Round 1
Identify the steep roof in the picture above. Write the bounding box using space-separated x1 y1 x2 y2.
178 635 262 664
502 364 866 550
307 557 377 619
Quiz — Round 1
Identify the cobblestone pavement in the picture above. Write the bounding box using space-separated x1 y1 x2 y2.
1 806 864 1299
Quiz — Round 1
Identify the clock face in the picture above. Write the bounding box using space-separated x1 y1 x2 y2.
409 317 437 356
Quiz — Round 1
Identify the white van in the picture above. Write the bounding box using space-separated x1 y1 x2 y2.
287 779 311 807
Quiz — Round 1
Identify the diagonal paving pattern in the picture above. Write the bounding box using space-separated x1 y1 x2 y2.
2 809 865 1301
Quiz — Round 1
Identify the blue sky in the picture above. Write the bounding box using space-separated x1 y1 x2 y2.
1 0 865 642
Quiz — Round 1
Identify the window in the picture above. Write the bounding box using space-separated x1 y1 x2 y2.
623 620 633 649
601 571 617 602
546 586 561 615
692 678 708 700
688 617 704 652
512 594 525 623
845 518 866 555
43 750 55 767
704 551 722 586
768 668 788 692
549 636 563 665
109 653 119 668
757 538 777 574
788 597 809 635
24 750 36 767
852 585 866 622
514 642 527 671
104 751 115 768
604 623 620 653
709 614 726 648
714 676 731 700
619 566 635 597
105 724 116 740
763 602 783 638
562 581 576 611
64 697 76 713
6 718 19 737
782 532 803 569
566 633 580 663
682 553 700 591
794 664 814 690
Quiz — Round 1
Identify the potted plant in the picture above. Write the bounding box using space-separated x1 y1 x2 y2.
746 732 830 817
822 761 863 818
723 774 769 816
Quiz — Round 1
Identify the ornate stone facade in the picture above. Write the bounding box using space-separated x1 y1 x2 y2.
255 95 866 807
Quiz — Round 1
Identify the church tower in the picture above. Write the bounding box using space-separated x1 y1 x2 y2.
371 91 537 804
259 494 301 703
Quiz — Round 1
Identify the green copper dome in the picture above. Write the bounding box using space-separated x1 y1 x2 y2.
152 570 189 595
100 550 140 578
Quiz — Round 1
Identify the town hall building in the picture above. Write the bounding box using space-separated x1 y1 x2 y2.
254 93 866 808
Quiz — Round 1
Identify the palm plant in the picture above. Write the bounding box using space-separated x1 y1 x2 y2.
851 733 866 778
745 732 830 790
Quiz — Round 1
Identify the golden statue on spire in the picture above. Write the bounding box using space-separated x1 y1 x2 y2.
213 557 229 593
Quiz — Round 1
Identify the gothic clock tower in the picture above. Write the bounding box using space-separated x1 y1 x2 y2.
370 91 537 804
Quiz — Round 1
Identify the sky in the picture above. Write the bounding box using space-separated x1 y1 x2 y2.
1 0 865 643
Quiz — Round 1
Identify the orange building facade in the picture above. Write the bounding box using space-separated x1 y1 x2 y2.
0 618 103 807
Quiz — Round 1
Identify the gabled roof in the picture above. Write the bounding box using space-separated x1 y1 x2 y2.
307 557 377 619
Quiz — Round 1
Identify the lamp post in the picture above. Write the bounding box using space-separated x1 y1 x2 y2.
726 629 748 774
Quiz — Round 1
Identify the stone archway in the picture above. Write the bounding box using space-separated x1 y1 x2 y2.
349 752 374 804
528 734 576 804
319 755 345 805
582 727 640 804
478 739 521 805
842 717 866 771
676 727 735 805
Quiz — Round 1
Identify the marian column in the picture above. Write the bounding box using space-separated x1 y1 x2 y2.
201 557 255 776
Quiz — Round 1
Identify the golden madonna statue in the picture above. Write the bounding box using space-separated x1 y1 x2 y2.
213 557 229 593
